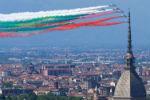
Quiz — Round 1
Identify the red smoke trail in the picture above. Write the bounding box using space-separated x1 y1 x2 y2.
82 11 117 19
13 12 117 28
45 22 123 31
29 12 117 27
33 14 120 28
0 22 123 37
0 17 124 38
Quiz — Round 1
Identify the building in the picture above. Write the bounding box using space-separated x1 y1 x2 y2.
34 87 51 95
43 68 72 76
0 71 11 77
42 64 74 76
81 74 101 89
27 63 39 74
112 11 146 100
0 88 33 96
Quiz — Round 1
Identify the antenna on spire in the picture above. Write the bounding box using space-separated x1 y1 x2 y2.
127 9 132 54
125 10 135 71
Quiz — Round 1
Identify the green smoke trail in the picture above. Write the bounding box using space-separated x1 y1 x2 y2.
0 23 67 32
0 17 79 28
0 14 86 24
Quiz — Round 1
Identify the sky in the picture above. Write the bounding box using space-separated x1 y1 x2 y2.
0 0 149 48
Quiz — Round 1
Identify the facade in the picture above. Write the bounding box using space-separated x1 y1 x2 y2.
112 12 147 100
0 88 33 96
43 68 72 76
82 74 101 89
42 64 74 76
34 87 51 95
27 63 39 74
0 71 11 77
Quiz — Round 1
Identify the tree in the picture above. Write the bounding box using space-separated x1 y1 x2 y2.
37 95 49 100
0 94 6 100
69 96 83 100
46 93 56 100
2 82 13 88
147 97 150 100
27 92 37 100
6 95 12 100
10 97 17 100
56 95 66 100
18 94 28 100
47 93 54 96
59 88 67 96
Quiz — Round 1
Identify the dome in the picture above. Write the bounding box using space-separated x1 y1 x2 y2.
114 70 146 99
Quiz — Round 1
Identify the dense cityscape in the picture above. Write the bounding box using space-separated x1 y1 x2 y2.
0 47 149 100
0 0 149 99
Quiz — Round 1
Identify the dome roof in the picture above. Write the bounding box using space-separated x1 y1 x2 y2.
114 70 146 98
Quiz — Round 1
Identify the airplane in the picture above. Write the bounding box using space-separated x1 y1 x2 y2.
113 8 120 11
109 4 117 7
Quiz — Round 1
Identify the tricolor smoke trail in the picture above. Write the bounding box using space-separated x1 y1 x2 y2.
0 9 114 28
0 16 124 37
0 4 125 38
0 11 117 28
0 5 109 21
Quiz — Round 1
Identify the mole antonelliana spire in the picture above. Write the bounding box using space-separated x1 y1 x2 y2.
125 10 135 71
112 11 147 100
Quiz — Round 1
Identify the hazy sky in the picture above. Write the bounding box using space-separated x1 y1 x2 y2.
0 0 149 48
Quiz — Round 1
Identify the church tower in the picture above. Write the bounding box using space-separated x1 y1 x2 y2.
112 11 147 100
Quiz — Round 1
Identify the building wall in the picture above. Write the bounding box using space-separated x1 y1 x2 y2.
0 89 33 96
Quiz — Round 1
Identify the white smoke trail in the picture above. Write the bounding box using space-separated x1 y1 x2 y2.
0 5 112 21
